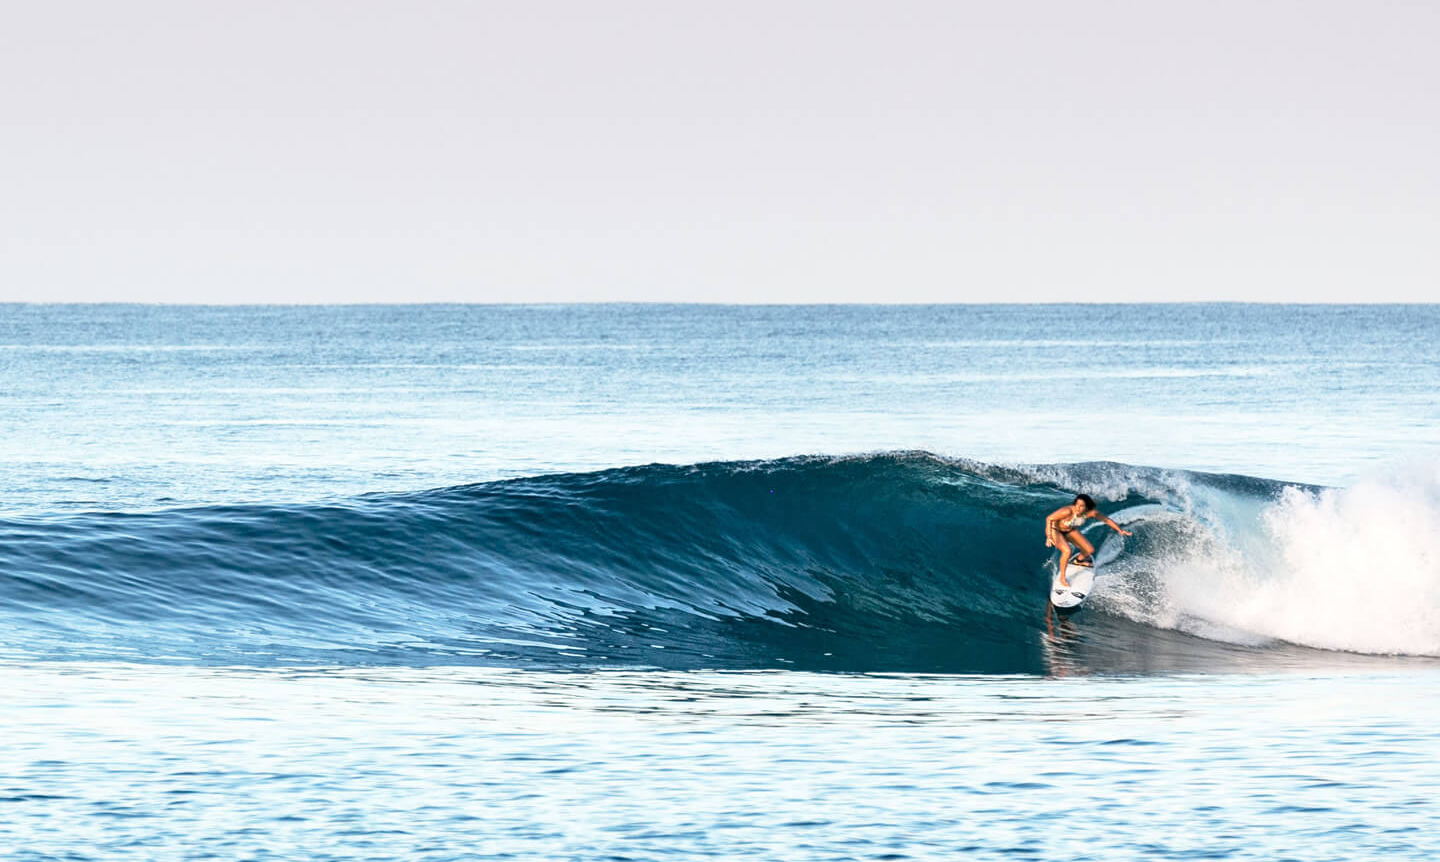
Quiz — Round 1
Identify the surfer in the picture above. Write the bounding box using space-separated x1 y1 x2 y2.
1045 494 1131 587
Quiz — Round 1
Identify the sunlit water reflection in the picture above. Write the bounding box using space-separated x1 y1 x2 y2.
5 665 1438 861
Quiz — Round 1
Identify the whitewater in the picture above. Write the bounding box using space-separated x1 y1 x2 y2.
3 304 1439 860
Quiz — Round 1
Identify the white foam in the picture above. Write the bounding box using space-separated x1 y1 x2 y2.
1121 461 1440 656
1005 461 1204 511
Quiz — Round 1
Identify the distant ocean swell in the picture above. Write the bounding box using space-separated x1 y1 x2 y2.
2 453 1436 672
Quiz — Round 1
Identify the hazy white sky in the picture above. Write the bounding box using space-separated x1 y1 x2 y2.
2 1 1436 303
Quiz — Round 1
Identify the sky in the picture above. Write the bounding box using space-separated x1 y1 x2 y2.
2 1 1436 303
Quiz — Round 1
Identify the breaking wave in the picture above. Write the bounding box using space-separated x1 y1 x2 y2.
2 452 1435 673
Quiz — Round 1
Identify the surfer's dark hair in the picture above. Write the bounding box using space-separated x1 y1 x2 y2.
1075 493 1096 511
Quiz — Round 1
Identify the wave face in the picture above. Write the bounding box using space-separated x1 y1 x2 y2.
2 453 1436 673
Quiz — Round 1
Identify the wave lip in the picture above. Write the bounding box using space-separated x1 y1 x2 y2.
0 452 1435 673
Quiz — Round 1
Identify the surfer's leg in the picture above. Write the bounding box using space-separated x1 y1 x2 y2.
1068 531 1095 565
1056 537 1074 586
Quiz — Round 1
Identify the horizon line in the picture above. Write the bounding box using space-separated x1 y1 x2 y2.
3 300 1436 308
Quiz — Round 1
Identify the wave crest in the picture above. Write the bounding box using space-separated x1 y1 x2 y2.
1 452 1434 672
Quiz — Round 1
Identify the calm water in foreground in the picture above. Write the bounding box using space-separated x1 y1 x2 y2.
2 304 1438 859
7 666 1439 861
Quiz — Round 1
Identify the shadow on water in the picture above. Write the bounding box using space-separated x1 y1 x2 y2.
1037 604 1434 677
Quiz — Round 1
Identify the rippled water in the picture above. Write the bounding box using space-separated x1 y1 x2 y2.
3 304 1438 859
6 665 1438 861
4 304 1437 514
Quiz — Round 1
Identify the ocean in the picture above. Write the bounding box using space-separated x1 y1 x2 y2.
2 303 1438 859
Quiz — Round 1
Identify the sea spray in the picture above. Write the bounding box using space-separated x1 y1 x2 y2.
1142 461 1440 656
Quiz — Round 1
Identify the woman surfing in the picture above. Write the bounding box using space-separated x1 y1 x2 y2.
1045 494 1131 587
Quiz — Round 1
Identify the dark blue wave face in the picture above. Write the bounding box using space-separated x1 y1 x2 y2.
0 452 1417 674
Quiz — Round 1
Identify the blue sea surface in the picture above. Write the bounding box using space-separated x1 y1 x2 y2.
2 304 1438 859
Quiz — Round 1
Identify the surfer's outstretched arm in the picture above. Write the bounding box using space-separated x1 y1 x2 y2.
1097 514 1132 537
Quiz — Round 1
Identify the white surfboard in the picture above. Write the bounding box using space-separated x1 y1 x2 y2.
1050 558 1097 610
